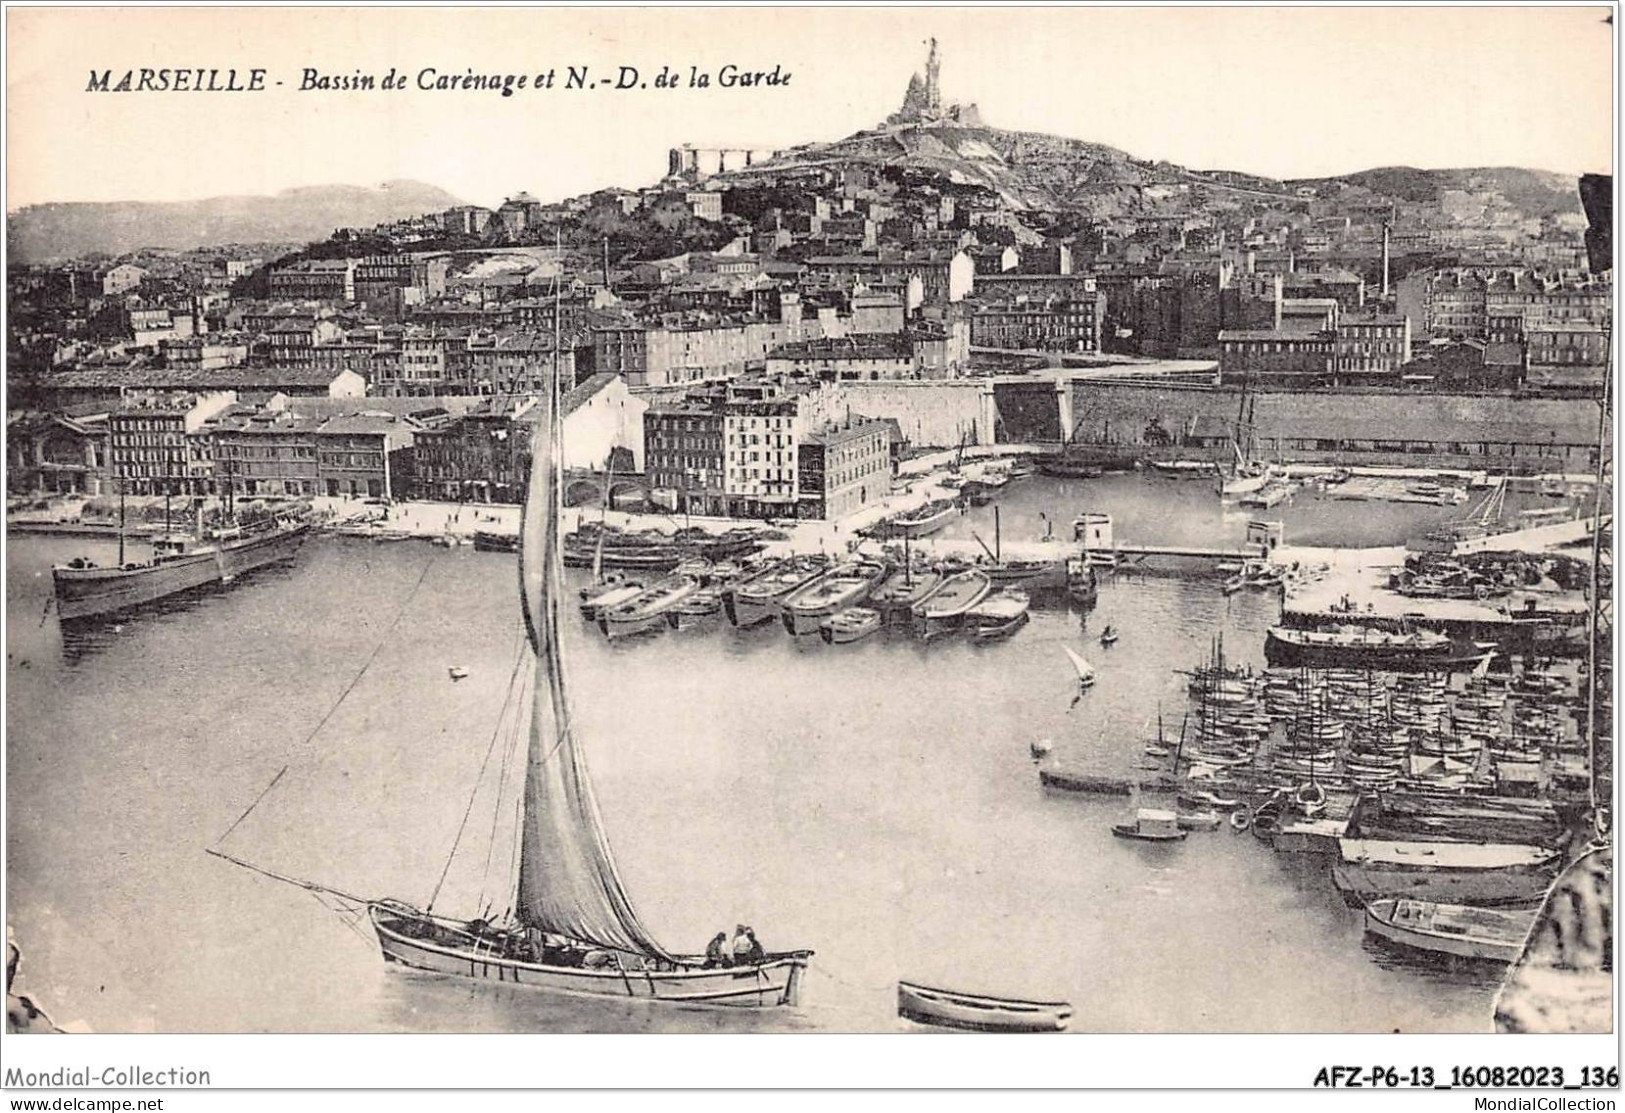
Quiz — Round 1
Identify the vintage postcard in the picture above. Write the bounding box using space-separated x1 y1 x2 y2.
2 2 1618 1097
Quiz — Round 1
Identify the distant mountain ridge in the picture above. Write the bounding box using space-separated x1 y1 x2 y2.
7 180 466 264
747 122 1584 222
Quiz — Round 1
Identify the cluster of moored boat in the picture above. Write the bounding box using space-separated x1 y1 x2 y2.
578 541 1102 645
578 552 1085 646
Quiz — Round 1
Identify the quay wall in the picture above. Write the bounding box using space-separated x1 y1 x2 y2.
631 377 1599 470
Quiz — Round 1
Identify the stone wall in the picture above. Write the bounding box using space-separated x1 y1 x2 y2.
809 379 995 449
1066 380 1601 471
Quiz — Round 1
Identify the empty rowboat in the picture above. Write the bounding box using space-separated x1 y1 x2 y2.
897 980 1072 1033
820 606 882 645
1363 898 1536 964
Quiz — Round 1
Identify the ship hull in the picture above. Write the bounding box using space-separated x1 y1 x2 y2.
1363 900 1533 963
984 561 1065 590
371 907 809 1007
217 523 309 581
1264 629 1462 672
894 507 956 539
1332 860 1559 909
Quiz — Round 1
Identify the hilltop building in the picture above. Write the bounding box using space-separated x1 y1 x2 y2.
885 38 981 128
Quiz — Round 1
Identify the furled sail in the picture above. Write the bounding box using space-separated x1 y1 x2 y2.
516 358 674 961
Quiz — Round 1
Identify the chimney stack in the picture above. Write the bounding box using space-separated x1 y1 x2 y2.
1381 222 1391 299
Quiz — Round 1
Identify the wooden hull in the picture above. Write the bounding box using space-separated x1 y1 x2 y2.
893 505 957 538
1363 899 1534 963
870 572 945 623
781 565 885 636
983 561 1065 590
896 980 1070 1032
53 551 223 620
1264 628 1462 672
820 610 881 645
472 530 520 553
1112 825 1187 842
912 571 991 640
52 523 307 621
971 612 1029 641
726 561 827 628
217 522 309 580
371 907 810 1007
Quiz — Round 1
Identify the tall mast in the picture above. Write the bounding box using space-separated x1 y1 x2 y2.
118 485 126 566
164 443 173 539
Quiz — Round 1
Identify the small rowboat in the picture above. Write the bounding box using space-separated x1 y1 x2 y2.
1100 625 1120 646
447 666 469 681
1112 808 1187 842
897 980 1071 1033
820 606 882 645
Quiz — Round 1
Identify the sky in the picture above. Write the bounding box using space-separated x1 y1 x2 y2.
5 5 1615 211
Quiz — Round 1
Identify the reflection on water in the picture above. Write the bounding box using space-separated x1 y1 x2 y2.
5 480 1502 1033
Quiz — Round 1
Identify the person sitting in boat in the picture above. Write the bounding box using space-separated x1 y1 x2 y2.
704 932 732 969
730 925 754 966
742 928 765 965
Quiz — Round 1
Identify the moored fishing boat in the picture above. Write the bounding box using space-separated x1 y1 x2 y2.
966 589 1030 641
891 499 959 539
780 560 887 636
1112 808 1188 843
210 338 812 1007
869 566 944 623
579 580 644 621
666 588 723 629
911 568 991 640
598 574 700 640
1065 557 1098 604
897 980 1071 1033
979 557 1065 590
820 606 882 645
473 528 520 553
1363 899 1536 963
1150 460 1219 479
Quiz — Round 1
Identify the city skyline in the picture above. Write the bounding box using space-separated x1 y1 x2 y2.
6 5 1614 213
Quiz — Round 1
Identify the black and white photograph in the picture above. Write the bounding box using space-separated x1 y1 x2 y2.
1 2 1617 1094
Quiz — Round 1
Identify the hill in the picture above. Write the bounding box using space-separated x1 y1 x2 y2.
7 181 465 264
735 122 1582 223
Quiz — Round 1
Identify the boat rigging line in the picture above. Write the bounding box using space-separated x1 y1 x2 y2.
428 628 528 912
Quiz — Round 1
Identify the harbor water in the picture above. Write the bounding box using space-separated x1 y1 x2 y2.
6 476 1507 1033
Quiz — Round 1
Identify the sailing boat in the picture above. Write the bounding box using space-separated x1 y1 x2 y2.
1218 373 1276 498
212 284 812 1008
578 455 644 621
